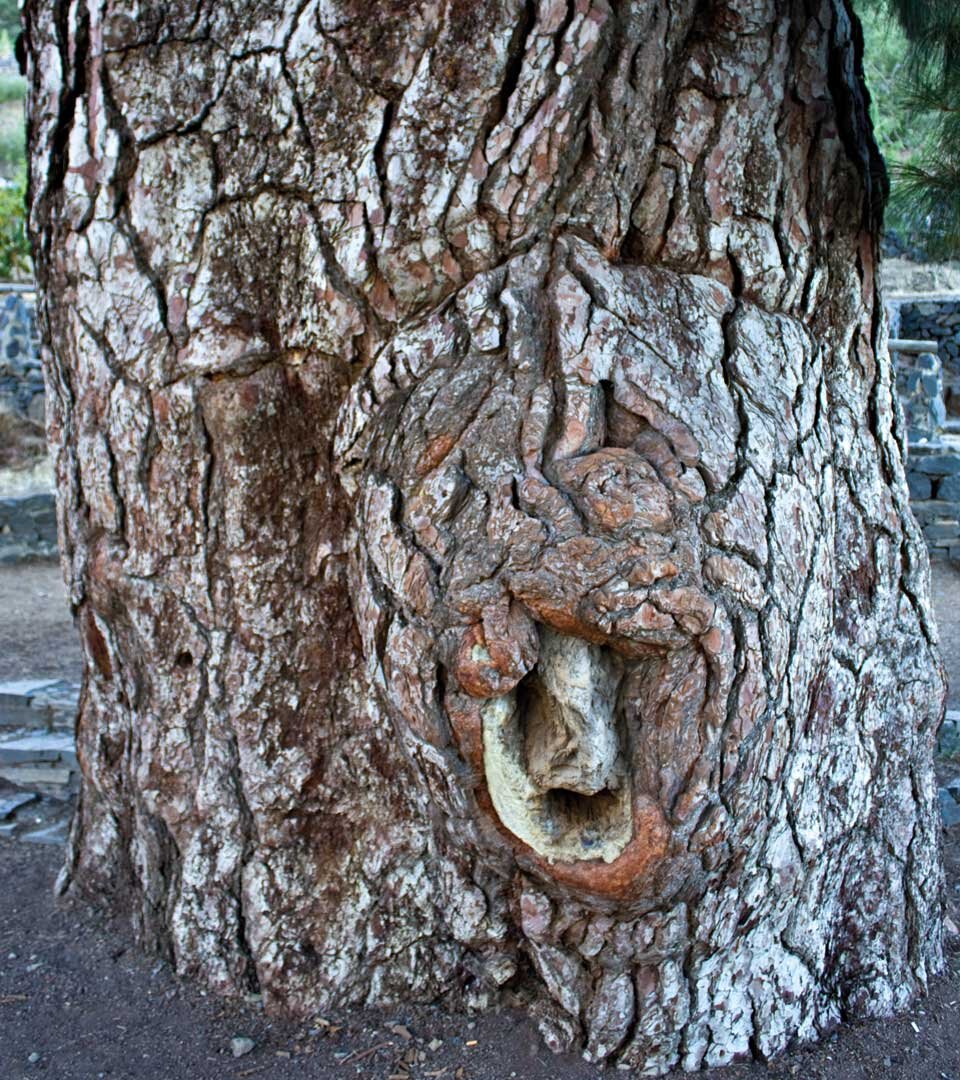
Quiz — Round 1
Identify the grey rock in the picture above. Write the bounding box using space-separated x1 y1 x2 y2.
0 295 41 424
0 544 32 564
901 371 921 394
1 511 38 538
936 716 958 757
20 819 70 846
0 791 37 818
230 1037 255 1058
0 678 63 700
907 473 933 500
906 499 960 524
939 788 960 828
0 731 78 768
923 522 960 541
915 454 960 476
921 374 941 397
0 494 58 562
939 475 960 501
20 494 53 513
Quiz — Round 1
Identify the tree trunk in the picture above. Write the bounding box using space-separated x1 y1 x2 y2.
23 0 945 1070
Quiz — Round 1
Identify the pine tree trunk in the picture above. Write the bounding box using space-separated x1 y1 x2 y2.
23 0 945 1070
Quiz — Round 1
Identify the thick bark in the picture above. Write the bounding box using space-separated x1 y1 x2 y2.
24 0 944 1070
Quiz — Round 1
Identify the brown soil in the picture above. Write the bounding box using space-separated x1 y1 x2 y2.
0 834 957 1080
0 559 81 684
0 572 959 1080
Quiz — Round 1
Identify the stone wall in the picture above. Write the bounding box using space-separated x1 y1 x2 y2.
896 349 945 444
889 293 960 561
890 294 960 416
0 292 41 423
0 290 56 562
906 449 960 562
0 493 57 563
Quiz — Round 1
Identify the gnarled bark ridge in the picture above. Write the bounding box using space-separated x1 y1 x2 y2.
25 0 945 1070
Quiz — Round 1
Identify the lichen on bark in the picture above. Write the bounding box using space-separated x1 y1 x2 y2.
24 0 945 1072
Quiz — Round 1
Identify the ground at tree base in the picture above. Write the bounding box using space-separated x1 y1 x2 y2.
0 829 957 1080
0 562 959 1078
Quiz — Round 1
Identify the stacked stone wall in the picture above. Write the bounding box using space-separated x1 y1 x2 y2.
0 492 57 563
0 292 41 422
889 294 960 560
893 295 960 415
0 290 56 561
897 349 945 444
906 449 960 560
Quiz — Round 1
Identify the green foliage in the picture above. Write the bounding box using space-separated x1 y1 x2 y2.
0 118 23 172
0 0 19 39
857 0 960 257
856 3 936 249
0 67 26 186
0 8 27 281
0 172 31 281
0 72 25 104
858 6 931 166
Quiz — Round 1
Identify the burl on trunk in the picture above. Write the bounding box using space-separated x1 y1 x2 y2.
24 0 945 1071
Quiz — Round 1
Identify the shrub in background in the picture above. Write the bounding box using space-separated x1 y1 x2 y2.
859 0 960 259
0 173 31 281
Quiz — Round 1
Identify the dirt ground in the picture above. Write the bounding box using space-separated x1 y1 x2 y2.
0 562 959 1080
0 559 81 684
0 834 957 1080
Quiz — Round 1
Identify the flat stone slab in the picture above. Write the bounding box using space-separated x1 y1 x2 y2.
19 819 70 845
0 679 79 731
29 683 80 710
0 762 75 790
0 731 77 768
915 455 960 476
0 678 64 700
0 730 78 798
0 791 37 819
